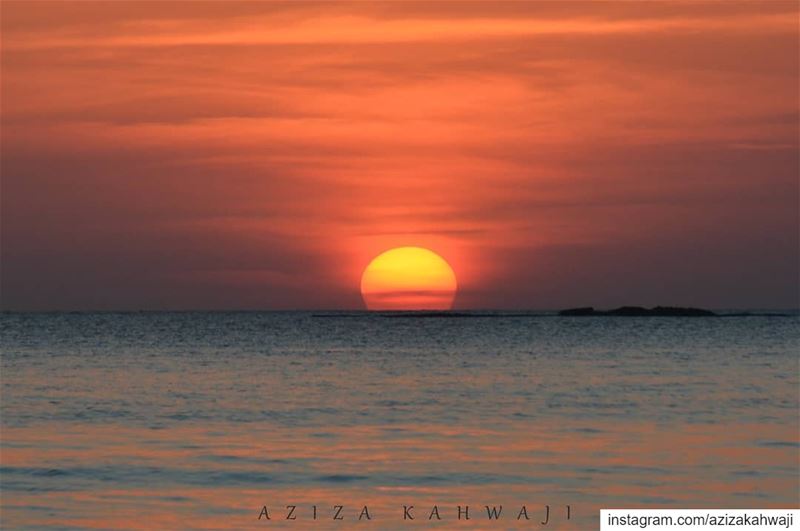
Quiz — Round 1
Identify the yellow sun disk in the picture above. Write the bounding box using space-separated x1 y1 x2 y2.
360 247 457 310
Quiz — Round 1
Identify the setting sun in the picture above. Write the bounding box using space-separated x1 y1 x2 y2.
360 247 457 310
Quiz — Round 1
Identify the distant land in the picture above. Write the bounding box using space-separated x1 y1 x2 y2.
309 308 793 319
559 306 715 317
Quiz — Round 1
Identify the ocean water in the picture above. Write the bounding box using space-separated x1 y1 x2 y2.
1 312 798 529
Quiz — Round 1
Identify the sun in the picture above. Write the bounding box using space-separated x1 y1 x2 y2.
360 247 458 311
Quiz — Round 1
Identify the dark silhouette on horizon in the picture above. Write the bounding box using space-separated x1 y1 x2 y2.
559 306 716 317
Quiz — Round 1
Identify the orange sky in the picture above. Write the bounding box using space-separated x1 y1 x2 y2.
1 1 798 310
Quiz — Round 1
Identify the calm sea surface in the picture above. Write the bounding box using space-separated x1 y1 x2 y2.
1 312 798 529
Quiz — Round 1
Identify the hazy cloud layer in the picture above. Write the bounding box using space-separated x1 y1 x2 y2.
2 1 797 310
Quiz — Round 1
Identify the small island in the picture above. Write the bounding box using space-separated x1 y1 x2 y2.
559 306 716 317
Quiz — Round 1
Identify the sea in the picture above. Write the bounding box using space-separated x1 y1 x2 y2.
1 311 798 529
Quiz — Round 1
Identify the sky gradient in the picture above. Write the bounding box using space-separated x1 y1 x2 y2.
2 1 798 310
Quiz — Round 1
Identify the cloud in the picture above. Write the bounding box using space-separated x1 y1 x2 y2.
1 1 797 310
